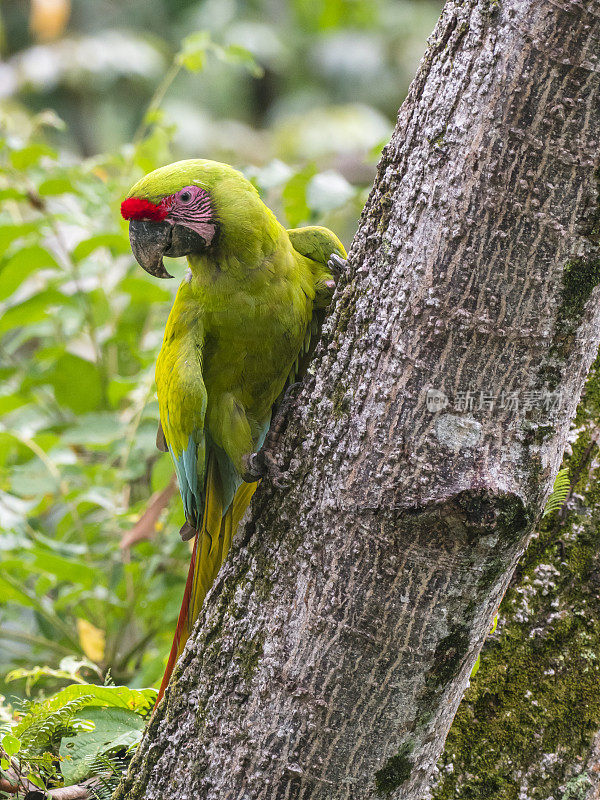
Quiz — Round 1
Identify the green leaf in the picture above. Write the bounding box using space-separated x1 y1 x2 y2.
107 377 137 407
48 354 103 414
1 757 10 770
29 548 98 587
26 772 46 789
151 453 174 493
143 109 166 127
133 123 175 174
60 706 144 784
10 459 60 497
2 733 21 757
219 43 264 78
119 277 171 304
282 164 317 227
542 468 570 518
10 143 56 170
0 393 27 415
43 683 156 714
0 222 40 251
0 288 65 335
176 31 211 72
61 412 125 445
0 188 26 202
38 176 76 196
6 657 100 690
0 245 60 302
72 234 130 262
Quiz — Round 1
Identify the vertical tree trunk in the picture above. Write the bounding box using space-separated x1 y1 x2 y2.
426 353 600 800
114 1 600 798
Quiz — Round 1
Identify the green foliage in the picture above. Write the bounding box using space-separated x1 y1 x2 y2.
0 680 155 795
176 32 264 77
282 163 318 227
542 468 570 518
0 48 212 729
0 104 188 690
375 743 414 795
60 706 144 784
6 656 102 694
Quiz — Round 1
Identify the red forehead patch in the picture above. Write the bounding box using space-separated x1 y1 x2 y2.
121 197 169 222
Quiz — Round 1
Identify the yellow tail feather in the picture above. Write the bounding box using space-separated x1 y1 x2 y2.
155 462 258 706
187 473 258 640
187 456 224 637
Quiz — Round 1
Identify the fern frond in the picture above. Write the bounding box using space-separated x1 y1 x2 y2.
14 694 95 754
87 751 130 800
542 468 570 518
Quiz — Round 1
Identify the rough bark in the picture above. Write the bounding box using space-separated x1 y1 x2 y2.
425 353 600 800
114 1 600 798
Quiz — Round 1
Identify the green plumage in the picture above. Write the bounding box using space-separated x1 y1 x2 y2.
128 159 345 523
125 159 346 701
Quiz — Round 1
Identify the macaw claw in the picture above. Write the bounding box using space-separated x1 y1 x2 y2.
179 521 197 541
242 450 290 489
327 253 347 278
156 421 168 452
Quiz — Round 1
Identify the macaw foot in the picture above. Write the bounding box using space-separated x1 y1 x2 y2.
242 382 302 488
327 253 347 279
242 450 289 488
179 521 197 541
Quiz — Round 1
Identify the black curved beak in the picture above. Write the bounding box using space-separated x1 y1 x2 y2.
128 220 208 279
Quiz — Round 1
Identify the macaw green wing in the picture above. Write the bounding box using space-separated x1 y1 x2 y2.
283 225 347 390
156 323 208 530
287 225 346 266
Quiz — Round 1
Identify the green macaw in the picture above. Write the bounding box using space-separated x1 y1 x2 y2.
122 159 346 703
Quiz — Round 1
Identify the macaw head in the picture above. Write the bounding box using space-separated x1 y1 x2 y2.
121 159 265 278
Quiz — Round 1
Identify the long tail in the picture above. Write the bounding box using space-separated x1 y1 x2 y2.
156 463 258 706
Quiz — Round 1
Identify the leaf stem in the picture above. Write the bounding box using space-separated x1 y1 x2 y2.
131 61 182 147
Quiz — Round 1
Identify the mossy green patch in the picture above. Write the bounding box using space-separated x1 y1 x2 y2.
454 490 530 546
331 380 350 418
431 624 471 686
238 631 265 682
335 283 358 337
493 494 531 543
375 189 393 234
562 773 592 800
540 255 600 390
558 258 600 324
375 743 413 795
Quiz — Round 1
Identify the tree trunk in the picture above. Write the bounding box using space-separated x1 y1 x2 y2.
114 1 600 798
425 351 600 800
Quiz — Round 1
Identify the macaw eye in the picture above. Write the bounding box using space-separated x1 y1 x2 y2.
180 190 192 203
